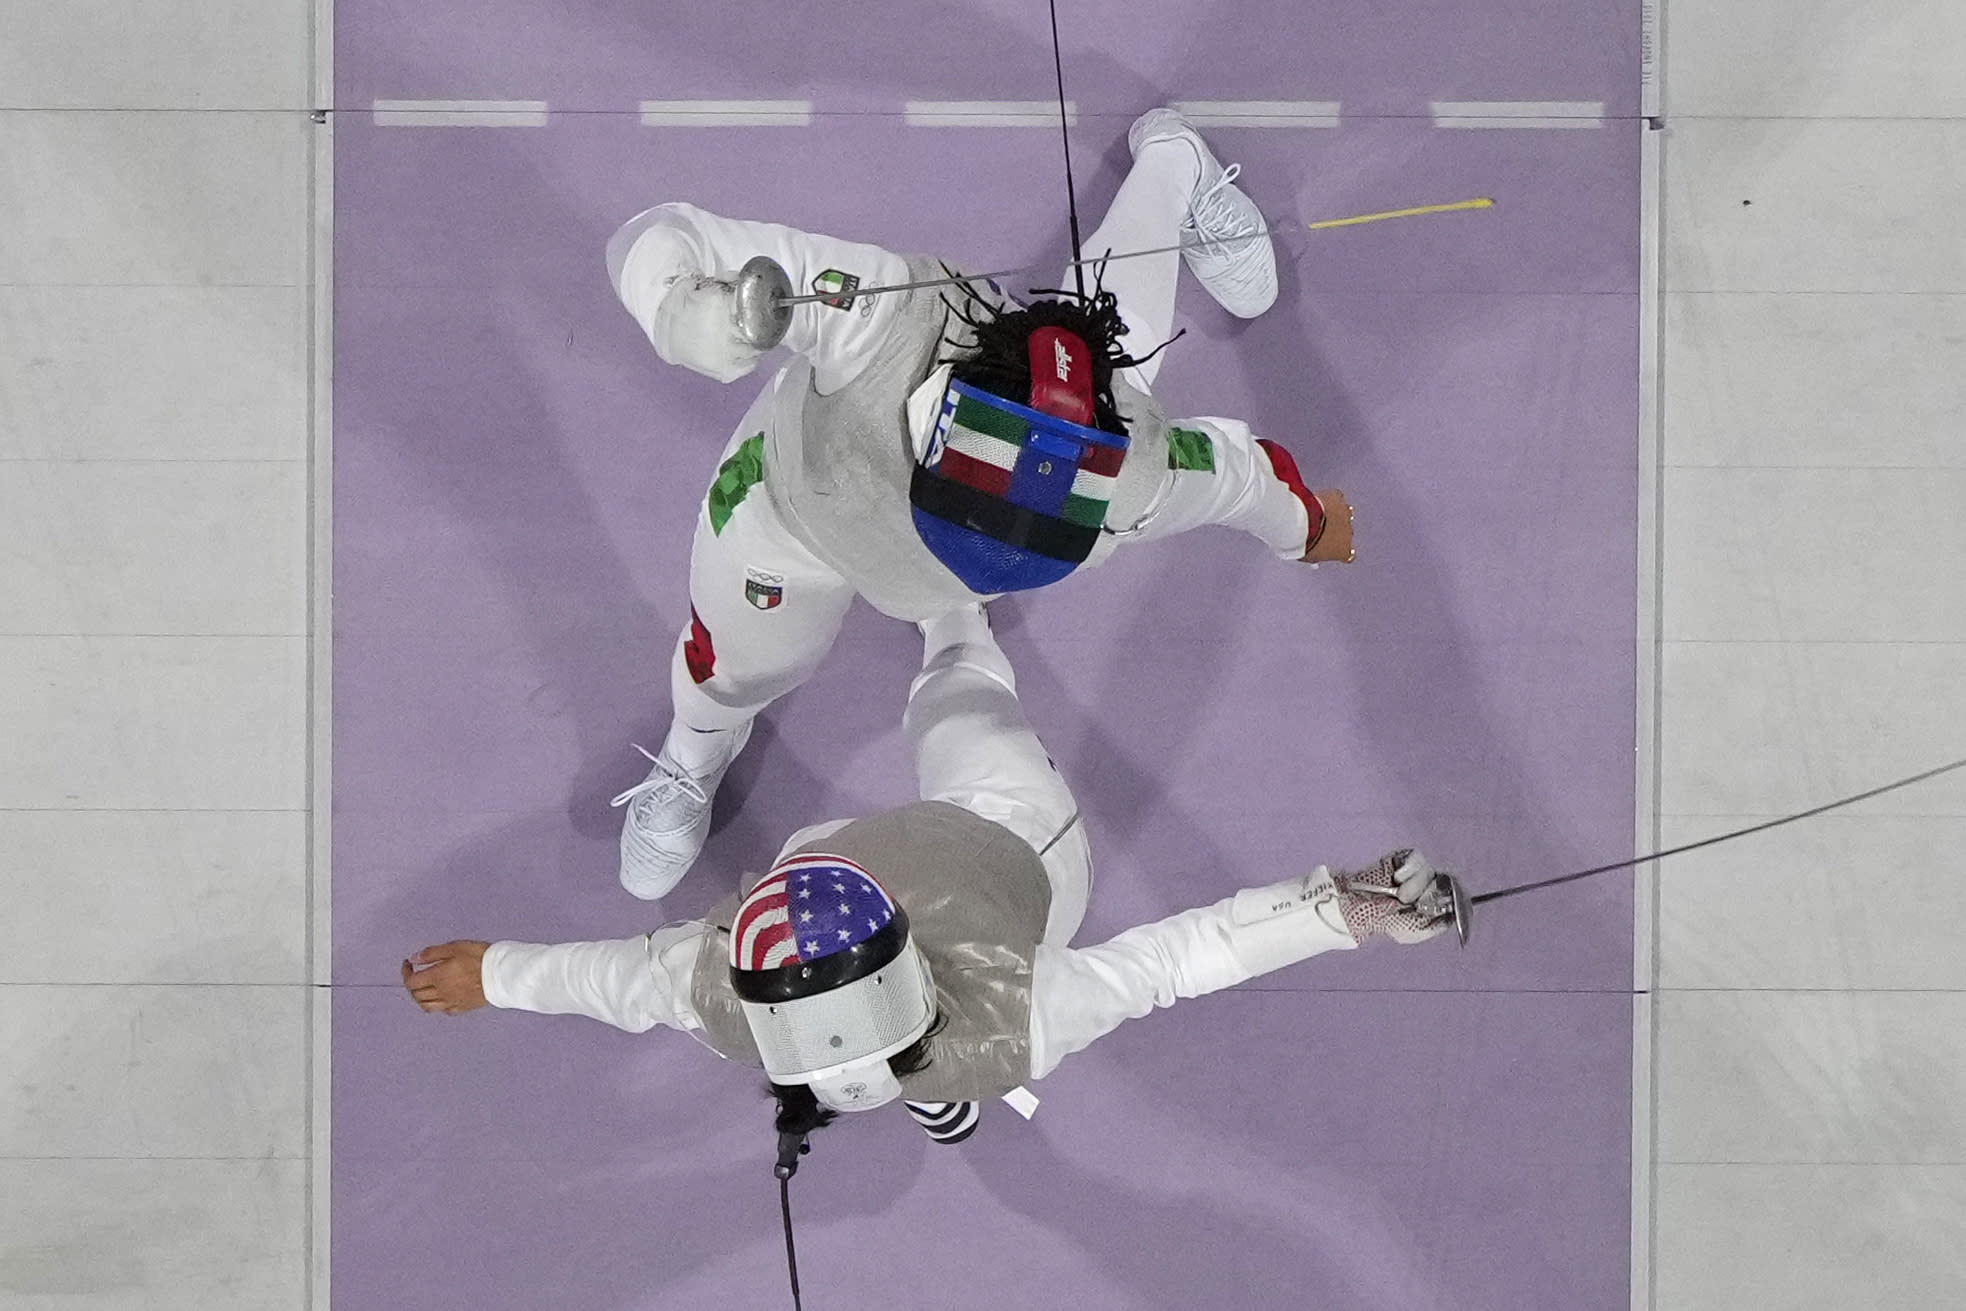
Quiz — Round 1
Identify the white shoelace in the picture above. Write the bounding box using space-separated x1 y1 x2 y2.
609 742 709 813
1186 162 1266 264
1188 163 1246 243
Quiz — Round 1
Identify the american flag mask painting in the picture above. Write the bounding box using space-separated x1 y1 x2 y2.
731 858 899 973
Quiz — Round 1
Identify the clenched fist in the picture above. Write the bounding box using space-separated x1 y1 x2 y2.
1334 850 1449 945
401 940 491 1015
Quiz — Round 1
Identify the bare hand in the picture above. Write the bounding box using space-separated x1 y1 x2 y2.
401 941 491 1015
1305 489 1355 564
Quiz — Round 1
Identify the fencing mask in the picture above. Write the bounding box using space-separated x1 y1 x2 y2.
730 855 937 1113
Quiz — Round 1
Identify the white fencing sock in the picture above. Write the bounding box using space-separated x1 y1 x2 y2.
661 721 745 775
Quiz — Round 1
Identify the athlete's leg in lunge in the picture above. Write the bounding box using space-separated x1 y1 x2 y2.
613 417 855 900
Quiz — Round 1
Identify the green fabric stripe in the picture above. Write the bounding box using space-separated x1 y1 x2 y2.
1060 492 1109 527
951 394 1029 446
1167 426 1217 473
708 433 766 536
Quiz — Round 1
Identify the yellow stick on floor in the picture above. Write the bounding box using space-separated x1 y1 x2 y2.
1306 197 1495 230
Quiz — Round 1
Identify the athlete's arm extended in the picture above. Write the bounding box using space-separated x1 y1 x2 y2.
1024 867 1361 1078
606 201 911 392
402 925 710 1035
1025 853 1449 1077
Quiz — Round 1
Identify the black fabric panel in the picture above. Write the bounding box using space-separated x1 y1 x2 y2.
730 914 911 1003
908 468 1100 564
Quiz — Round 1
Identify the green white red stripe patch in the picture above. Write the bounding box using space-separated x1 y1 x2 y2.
924 379 1128 530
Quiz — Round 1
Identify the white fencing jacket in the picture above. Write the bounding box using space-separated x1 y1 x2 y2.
484 861 1359 1082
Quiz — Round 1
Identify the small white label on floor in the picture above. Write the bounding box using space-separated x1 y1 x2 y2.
1172 100 1342 127
905 100 1079 127
640 100 814 127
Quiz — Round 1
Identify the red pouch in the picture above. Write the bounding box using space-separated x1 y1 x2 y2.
1026 326 1096 425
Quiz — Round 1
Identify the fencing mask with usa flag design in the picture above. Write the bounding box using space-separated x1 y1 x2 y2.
730 855 937 1113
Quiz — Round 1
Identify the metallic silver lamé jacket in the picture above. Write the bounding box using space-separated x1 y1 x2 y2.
688 800 1053 1102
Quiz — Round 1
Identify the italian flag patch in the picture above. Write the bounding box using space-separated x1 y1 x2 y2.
931 383 1123 528
1167 426 1217 473
707 433 766 535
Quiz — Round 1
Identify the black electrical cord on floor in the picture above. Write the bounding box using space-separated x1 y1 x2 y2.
778 1173 804 1311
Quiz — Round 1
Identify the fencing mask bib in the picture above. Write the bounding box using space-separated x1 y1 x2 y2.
908 324 1131 595
729 855 937 1113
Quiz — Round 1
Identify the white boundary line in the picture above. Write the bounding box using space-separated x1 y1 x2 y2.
1171 99 1342 127
1632 14 1668 1302
307 4 334 1310
371 98 549 127
311 0 332 116
1641 0 1665 122
1634 18 1668 1311
905 99 1078 127
1431 100 1606 128
640 99 813 126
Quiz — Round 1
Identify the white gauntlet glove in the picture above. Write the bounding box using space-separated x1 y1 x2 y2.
1335 849 1451 944
614 222 761 383
652 274 766 383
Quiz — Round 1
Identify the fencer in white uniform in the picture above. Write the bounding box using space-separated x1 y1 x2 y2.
404 606 1448 1144
602 109 1359 900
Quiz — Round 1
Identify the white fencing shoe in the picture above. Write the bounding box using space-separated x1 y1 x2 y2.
610 722 751 900
1127 107 1278 318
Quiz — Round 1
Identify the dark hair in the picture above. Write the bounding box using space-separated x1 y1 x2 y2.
886 1009 947 1077
938 268 1181 438
764 1011 948 1138
769 1081 838 1138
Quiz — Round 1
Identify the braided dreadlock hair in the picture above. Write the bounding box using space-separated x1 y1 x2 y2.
937 263 1182 437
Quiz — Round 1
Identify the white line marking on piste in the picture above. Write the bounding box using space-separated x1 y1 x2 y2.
371 99 549 127
1431 100 1606 129
905 100 1078 127
1172 100 1342 127
640 99 814 126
